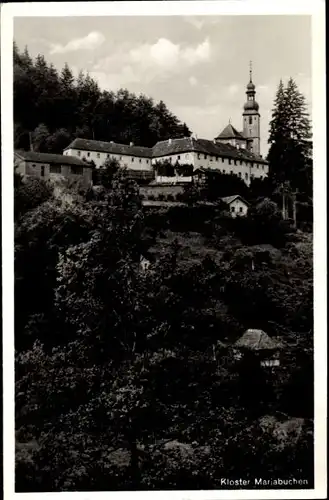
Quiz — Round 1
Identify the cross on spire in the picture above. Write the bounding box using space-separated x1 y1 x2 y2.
249 60 253 82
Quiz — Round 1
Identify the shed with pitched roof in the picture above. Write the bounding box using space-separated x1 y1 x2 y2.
234 329 284 367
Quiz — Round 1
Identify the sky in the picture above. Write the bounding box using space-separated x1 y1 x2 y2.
14 15 312 156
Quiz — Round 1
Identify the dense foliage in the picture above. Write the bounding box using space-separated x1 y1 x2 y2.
267 78 312 226
14 52 313 491
15 171 313 492
14 43 191 153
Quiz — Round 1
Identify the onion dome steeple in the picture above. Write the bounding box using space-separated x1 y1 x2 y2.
244 61 259 111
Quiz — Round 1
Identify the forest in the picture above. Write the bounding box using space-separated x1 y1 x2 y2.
14 45 314 492
14 43 190 153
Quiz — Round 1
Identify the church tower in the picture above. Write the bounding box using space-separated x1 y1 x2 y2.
242 62 260 156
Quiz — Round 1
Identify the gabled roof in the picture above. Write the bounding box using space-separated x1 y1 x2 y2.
221 195 250 206
64 138 153 158
215 123 246 140
63 137 267 164
234 329 283 351
152 137 267 164
15 150 88 167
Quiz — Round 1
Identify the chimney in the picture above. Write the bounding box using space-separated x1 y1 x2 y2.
130 142 134 147
168 138 172 145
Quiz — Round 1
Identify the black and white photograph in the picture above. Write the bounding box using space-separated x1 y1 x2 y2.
1 1 326 498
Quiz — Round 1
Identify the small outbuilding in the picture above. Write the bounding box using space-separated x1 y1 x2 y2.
220 195 249 217
234 329 283 368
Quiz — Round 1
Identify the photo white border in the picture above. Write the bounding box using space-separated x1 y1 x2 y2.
1 2 327 499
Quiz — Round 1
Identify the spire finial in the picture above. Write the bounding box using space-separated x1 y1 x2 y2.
249 60 253 82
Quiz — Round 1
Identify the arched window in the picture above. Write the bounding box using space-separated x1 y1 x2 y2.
249 116 252 125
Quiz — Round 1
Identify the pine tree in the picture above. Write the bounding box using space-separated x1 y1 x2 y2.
267 78 312 193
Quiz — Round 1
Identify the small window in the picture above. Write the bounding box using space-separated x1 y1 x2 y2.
131 157 134 162
251 162 254 168
197 153 200 159
146 159 149 164
41 166 45 177
231 206 235 213
223 169 226 174
239 207 243 213
77 151 81 156
228 159 231 165
32 164 36 168
107 154 110 158
139 159 142 163
238 172 242 177
71 165 83 175
50 164 61 174
97 153 100 159
257 164 259 169
234 160 237 165
245 173 248 180
178 155 180 160
262 165 264 170
222 158 224 163
230 170 233 175
249 116 252 125
204 154 207 159
210 156 213 162
216 157 218 161
87 152 90 157
240 160 243 165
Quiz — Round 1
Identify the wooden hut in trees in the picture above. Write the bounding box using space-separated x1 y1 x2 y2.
234 329 283 368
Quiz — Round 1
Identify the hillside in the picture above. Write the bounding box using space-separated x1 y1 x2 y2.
14 174 313 491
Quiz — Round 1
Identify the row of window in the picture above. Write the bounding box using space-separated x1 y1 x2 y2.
196 153 264 169
73 149 265 170
198 168 264 181
231 206 244 213
76 150 150 164
31 164 84 175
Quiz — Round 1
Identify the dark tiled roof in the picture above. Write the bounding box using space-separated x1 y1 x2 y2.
15 150 88 167
152 137 267 164
221 195 250 205
64 137 267 164
215 123 245 140
65 138 153 158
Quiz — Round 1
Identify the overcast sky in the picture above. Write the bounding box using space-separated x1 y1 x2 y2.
14 15 311 155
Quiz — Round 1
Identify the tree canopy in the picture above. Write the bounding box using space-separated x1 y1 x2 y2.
14 43 191 153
